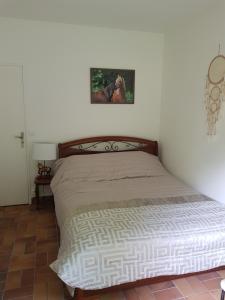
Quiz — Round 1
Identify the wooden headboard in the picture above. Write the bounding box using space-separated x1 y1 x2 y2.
58 136 158 158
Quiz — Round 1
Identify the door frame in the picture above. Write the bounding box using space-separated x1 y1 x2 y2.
0 63 30 204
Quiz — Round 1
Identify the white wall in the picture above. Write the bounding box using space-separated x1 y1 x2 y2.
0 18 164 199
160 1 225 202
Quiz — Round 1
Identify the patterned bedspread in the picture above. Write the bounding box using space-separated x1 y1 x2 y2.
50 194 225 290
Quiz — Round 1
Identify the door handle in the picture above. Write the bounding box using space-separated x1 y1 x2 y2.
15 131 24 148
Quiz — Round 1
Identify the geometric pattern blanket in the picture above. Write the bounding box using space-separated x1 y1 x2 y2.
50 195 225 290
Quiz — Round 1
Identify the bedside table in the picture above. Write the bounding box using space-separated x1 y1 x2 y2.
35 176 53 209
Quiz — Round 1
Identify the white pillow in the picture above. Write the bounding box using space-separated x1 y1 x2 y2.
53 151 167 185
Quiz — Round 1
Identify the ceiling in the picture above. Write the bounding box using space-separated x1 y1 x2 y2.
0 0 220 33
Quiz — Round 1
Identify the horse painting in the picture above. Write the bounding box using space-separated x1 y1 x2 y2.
92 75 126 103
92 81 116 103
112 75 126 103
90 68 135 104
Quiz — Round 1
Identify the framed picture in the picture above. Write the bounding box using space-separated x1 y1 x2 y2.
90 68 135 104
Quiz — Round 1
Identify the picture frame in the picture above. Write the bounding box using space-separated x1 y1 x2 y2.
90 68 135 104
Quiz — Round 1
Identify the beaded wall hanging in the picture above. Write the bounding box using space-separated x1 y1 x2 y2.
205 49 225 135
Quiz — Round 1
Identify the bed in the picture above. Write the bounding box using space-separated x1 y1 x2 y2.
50 136 225 299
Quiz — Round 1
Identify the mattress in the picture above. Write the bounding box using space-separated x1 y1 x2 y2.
49 151 225 293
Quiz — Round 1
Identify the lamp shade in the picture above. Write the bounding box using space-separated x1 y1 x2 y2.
32 143 57 161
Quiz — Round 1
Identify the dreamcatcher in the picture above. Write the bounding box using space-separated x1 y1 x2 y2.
205 51 225 135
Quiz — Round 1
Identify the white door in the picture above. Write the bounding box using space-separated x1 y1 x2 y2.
0 65 28 206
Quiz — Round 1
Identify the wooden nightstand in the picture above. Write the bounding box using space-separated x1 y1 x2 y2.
35 176 53 209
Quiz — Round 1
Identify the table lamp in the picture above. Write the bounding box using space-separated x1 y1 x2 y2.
32 143 57 178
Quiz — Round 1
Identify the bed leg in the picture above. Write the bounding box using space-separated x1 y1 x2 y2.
74 288 85 300
221 290 225 300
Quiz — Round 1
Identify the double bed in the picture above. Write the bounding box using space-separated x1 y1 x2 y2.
49 136 225 299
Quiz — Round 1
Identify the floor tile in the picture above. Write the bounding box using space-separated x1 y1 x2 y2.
173 278 194 296
33 281 47 300
210 289 221 300
21 269 34 287
153 286 183 300
24 240 36 254
97 292 125 300
218 269 225 278
0 245 13 256
135 286 156 299
0 281 5 292
202 277 221 291
9 254 35 271
185 275 206 293
0 272 7 282
197 271 220 282
5 271 21 291
47 249 58 264
12 240 26 256
0 255 10 272
124 289 139 300
149 280 174 292
36 252 47 267
186 291 215 300
47 277 64 300
3 285 33 299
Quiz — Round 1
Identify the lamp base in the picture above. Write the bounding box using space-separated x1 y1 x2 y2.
35 175 53 181
37 162 52 177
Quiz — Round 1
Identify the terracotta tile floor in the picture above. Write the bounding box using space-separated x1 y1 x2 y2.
0 202 224 300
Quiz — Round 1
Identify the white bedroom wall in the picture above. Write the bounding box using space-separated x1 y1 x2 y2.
160 1 225 202
0 18 164 198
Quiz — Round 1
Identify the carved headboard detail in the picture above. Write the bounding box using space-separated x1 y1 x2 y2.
58 136 158 158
